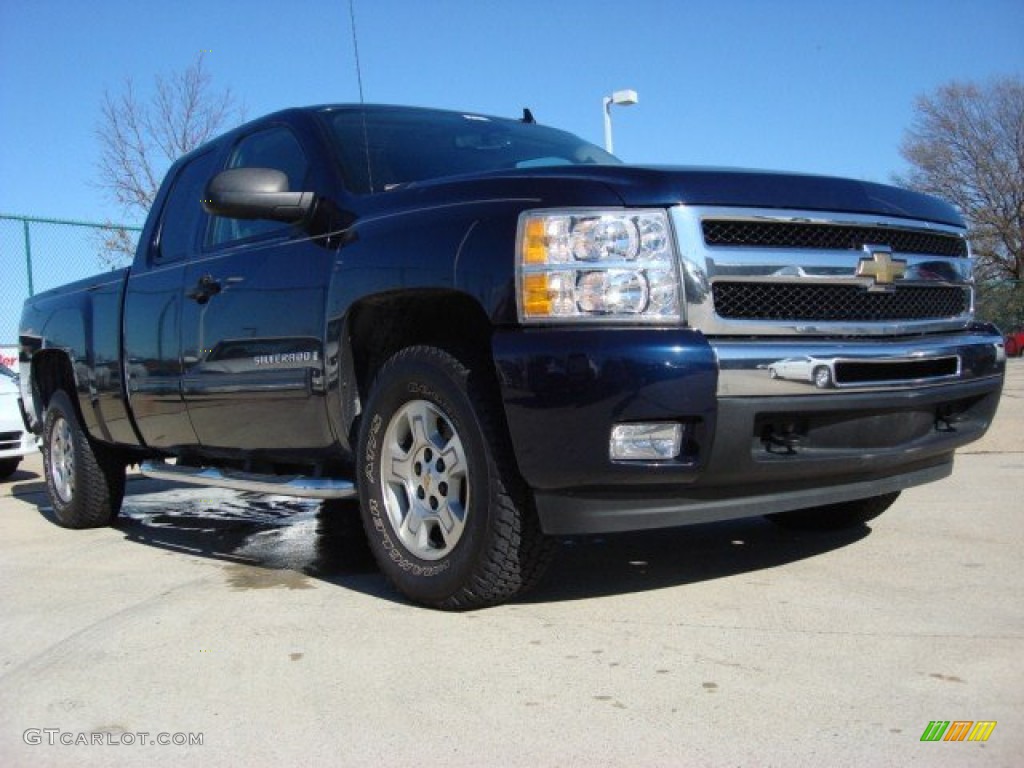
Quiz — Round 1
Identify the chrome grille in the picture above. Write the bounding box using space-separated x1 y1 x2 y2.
712 282 970 322
0 430 22 450
702 220 967 258
673 206 971 337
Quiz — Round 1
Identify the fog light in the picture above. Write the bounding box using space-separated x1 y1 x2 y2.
610 423 682 461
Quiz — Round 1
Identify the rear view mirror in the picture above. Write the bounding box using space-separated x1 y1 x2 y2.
202 167 314 222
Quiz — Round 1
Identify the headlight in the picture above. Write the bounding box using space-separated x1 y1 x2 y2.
517 209 680 323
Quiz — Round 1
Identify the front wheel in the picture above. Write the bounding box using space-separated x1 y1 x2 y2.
766 492 899 531
42 391 125 528
356 346 552 609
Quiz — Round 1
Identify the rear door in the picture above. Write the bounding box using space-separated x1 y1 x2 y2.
179 122 338 453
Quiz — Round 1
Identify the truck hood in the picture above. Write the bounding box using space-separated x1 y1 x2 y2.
466 165 964 228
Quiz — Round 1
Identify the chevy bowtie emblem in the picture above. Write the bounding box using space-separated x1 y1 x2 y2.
856 245 907 292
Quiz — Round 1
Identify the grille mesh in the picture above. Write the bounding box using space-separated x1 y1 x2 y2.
702 220 967 257
712 282 969 322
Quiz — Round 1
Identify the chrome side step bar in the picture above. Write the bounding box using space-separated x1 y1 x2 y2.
139 461 358 499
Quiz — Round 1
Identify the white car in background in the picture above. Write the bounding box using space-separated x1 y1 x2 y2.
1 363 37 479
767 356 838 388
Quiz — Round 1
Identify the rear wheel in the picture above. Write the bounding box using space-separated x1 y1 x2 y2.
356 345 553 609
767 492 899 531
42 391 125 528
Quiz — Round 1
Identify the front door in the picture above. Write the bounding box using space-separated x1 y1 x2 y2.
179 124 337 454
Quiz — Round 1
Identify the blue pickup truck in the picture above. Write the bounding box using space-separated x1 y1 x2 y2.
18 105 1005 608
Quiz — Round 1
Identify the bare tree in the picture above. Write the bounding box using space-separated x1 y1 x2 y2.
896 76 1024 331
896 76 1024 282
94 52 243 266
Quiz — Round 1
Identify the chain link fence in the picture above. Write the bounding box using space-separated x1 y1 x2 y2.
1 214 140 346
1 212 1021 348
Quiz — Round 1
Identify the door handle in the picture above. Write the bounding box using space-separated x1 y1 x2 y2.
186 274 222 304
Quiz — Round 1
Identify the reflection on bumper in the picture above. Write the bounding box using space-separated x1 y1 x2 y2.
715 327 1004 397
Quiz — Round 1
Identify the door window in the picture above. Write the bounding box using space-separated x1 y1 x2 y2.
155 150 218 263
208 127 310 247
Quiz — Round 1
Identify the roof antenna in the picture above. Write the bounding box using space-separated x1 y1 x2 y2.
348 0 374 192
522 108 536 124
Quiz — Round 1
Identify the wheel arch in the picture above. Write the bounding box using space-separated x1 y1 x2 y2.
333 289 498 450
26 349 79 432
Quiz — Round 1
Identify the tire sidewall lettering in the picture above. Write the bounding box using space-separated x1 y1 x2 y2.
363 414 383 486
367 491 451 579
407 381 440 401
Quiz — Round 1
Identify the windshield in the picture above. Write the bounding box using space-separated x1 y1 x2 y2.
322 107 619 194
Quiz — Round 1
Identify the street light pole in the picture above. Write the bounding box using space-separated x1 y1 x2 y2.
602 89 638 154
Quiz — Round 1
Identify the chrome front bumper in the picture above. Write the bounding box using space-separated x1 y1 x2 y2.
715 327 1006 397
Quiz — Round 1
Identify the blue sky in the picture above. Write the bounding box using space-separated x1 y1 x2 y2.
2 0 1022 228
0 0 1021 342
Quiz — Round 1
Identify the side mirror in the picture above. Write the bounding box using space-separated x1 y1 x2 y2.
202 167 315 222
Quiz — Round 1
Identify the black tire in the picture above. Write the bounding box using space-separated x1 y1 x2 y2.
767 492 899 531
356 345 553 609
0 458 20 480
42 390 125 528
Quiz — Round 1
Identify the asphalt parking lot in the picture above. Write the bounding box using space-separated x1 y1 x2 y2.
1 360 1021 767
